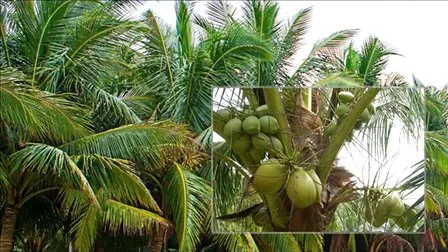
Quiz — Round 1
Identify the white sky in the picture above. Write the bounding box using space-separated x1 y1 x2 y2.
135 1 448 88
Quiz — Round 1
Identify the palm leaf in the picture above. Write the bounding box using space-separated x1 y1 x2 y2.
254 234 302 252
163 163 211 251
73 202 100 252
73 154 161 213
0 68 91 143
60 121 193 160
10 143 99 207
358 37 399 86
103 199 171 236
212 233 259 252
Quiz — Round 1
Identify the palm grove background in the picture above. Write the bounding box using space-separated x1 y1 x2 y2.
0 1 446 251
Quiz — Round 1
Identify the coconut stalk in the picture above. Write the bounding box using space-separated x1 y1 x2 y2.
263 88 293 156
317 88 380 185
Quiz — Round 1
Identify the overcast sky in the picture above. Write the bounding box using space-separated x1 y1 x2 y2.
135 1 448 88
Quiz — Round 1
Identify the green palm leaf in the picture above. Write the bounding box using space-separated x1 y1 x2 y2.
212 233 259 252
10 143 98 207
0 68 91 143
60 121 193 159
163 163 211 251
254 234 302 252
73 154 161 213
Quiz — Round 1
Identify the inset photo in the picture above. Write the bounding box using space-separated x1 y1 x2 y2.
212 87 425 233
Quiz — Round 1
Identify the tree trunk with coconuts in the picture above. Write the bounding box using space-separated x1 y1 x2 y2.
0 205 19 252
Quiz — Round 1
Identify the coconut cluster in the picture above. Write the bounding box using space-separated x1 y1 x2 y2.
326 91 376 141
214 104 284 161
252 159 322 209
365 192 406 227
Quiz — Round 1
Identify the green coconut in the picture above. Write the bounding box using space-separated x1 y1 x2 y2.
372 213 388 228
231 134 252 153
242 108 255 118
216 109 232 123
266 136 284 157
256 104 270 117
360 108 371 123
213 115 227 133
306 169 322 202
376 193 405 217
259 115 280 134
393 208 417 230
286 168 317 209
365 207 375 224
252 132 272 150
249 147 266 161
326 122 338 136
252 159 287 194
338 91 355 103
367 103 376 114
223 118 242 138
335 103 350 118
388 194 405 217
242 116 261 135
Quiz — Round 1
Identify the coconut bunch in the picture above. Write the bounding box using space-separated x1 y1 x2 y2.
326 91 376 141
214 104 284 162
252 159 322 209
365 192 407 227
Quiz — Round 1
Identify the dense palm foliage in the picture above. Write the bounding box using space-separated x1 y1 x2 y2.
0 0 447 251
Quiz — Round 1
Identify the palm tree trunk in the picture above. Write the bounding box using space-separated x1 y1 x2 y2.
150 225 167 252
0 205 19 252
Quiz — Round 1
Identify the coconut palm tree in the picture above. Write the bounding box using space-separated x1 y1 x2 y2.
0 1 203 251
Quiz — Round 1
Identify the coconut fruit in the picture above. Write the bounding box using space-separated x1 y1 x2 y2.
372 213 388 227
231 134 252 153
216 109 232 123
338 91 355 103
376 193 405 218
326 122 338 136
266 136 283 157
252 159 287 194
360 108 371 123
306 169 322 202
252 132 272 150
259 116 280 134
249 147 265 161
213 116 227 133
242 116 261 135
256 104 270 117
223 118 242 138
286 168 317 209
335 103 350 118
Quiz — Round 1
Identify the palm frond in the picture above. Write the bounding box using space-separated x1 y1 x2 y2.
212 233 259 252
0 68 91 143
358 37 399 86
73 154 161 213
254 234 302 252
205 0 236 28
10 143 99 207
163 163 211 251
73 202 100 252
287 29 357 86
60 121 193 160
175 0 194 61
103 199 171 236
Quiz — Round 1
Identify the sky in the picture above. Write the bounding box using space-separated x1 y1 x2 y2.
134 1 448 88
